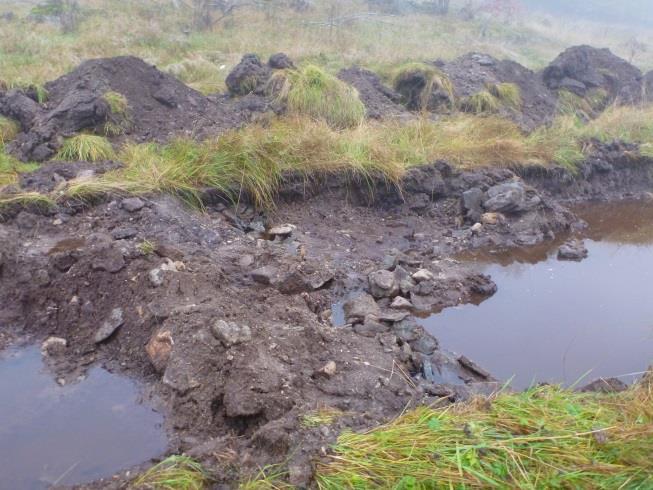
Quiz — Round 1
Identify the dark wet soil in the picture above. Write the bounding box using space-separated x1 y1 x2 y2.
420 201 653 390
0 346 166 489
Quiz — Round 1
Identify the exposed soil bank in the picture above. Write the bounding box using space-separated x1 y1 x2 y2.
1 147 652 487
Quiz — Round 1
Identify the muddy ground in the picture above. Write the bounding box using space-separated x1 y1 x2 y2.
1 143 653 488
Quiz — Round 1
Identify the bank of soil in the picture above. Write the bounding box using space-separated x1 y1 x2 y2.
1 140 652 487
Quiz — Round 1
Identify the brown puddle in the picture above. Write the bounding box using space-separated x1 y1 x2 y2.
0 346 167 489
419 201 653 390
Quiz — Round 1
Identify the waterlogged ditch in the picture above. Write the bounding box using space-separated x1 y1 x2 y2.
0 346 167 489
421 201 653 390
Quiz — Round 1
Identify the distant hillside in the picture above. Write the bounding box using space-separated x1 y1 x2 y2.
522 0 653 28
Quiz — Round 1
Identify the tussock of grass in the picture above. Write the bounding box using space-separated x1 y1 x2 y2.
0 116 19 146
55 105 653 208
56 134 115 161
488 82 522 110
166 57 225 94
102 90 132 136
240 464 294 490
0 149 39 187
133 455 209 490
392 62 454 111
103 90 129 116
273 65 365 129
0 191 56 210
460 90 501 114
316 377 653 489
557 88 609 119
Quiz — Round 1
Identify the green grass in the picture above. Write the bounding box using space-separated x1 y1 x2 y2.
392 62 454 111
460 90 501 114
0 191 56 211
316 377 653 489
272 65 366 129
133 455 210 490
301 407 343 428
488 82 522 110
557 88 610 119
0 148 39 186
103 90 129 115
240 464 294 490
56 134 115 161
102 90 132 136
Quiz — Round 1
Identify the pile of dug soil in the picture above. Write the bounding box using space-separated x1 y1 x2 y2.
337 67 409 120
542 45 643 104
0 56 257 161
440 53 558 131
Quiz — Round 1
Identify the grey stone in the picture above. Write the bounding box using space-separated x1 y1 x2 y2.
354 317 390 337
111 226 138 240
483 181 541 215
557 239 589 261
251 266 278 285
377 310 410 323
211 320 252 347
268 224 296 237
94 308 124 343
91 247 125 273
122 197 145 213
391 296 413 310
392 319 422 343
579 377 628 393
410 335 439 355
461 187 484 222
41 337 67 356
412 269 434 283
148 268 164 287
368 270 399 298
343 293 380 324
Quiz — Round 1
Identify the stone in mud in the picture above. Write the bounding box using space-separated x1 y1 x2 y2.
458 355 491 380
268 224 296 237
483 181 541 215
391 296 413 310
394 266 416 295
91 246 126 273
377 310 411 323
412 269 434 283
146 330 174 372
461 187 484 222
343 292 380 324
148 267 164 287
410 335 439 355
111 226 138 240
368 270 399 298
251 266 279 286
579 377 628 393
315 361 337 378
122 197 145 213
211 320 252 347
163 355 201 394
481 212 503 225
557 239 589 261
392 319 423 343
41 336 67 356
354 317 389 337
94 307 124 343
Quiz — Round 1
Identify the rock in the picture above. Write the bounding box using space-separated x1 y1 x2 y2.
268 224 296 237
41 337 67 356
579 377 628 393
91 247 126 273
343 293 380 324
391 296 413 310
121 197 145 213
94 308 125 343
148 268 164 287
458 355 491 380
368 270 399 298
163 355 200 394
410 335 439 355
393 266 416 295
377 309 410 323
238 254 255 268
557 239 589 261
481 212 503 225
146 330 174 372
392 319 423 343
412 269 434 283
461 187 484 222
211 320 252 347
315 361 337 378
354 317 390 337
483 181 541 215
251 266 279 286
471 222 483 234
111 226 138 240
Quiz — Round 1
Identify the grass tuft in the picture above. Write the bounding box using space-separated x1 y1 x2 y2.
0 116 19 146
460 90 501 114
316 378 653 489
0 191 56 211
133 455 209 490
557 88 610 119
56 134 115 161
103 90 129 116
0 149 39 187
274 65 366 129
301 407 343 428
102 91 132 136
488 82 522 110
392 62 454 111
